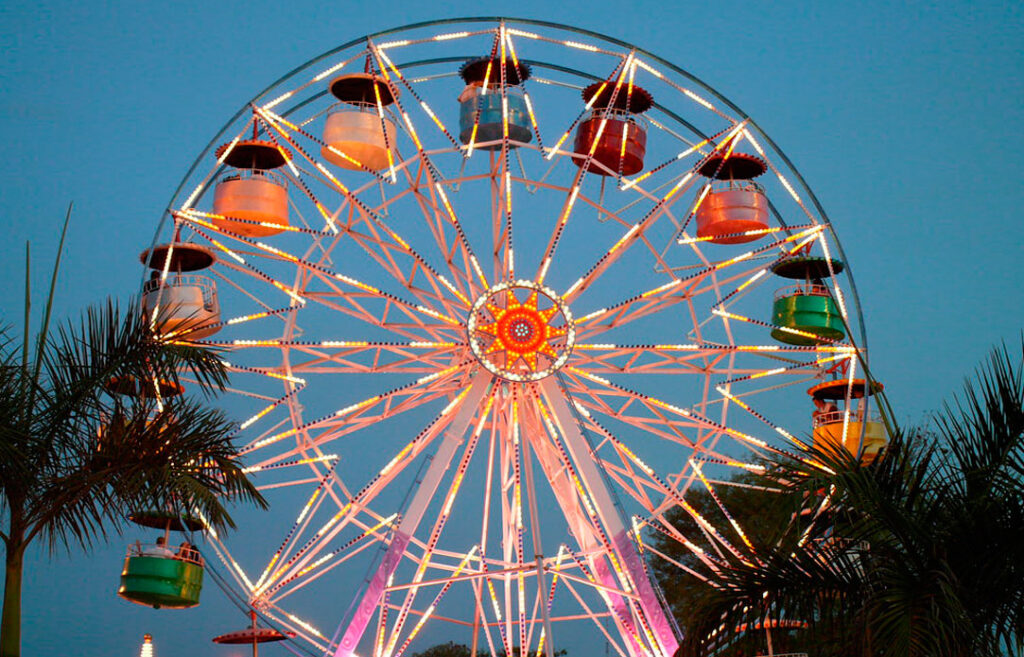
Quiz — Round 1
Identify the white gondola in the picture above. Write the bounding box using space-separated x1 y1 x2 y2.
139 243 220 338
321 74 399 171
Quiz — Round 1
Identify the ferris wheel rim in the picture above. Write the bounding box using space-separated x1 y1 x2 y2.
141 18 877 656
145 16 867 359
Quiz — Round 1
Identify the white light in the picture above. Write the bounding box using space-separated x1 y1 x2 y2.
433 31 471 41
563 40 599 52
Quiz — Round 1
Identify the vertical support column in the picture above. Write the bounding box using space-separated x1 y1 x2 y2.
521 395 642 657
334 372 493 657
539 377 679 657
519 407 556 657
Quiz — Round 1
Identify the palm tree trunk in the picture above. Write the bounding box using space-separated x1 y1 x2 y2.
0 537 25 657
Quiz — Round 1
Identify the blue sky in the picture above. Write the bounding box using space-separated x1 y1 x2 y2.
1 1 1021 655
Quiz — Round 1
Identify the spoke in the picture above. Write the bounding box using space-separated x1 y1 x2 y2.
368 41 490 297
562 122 748 305
181 210 463 333
499 28 517 282
334 371 494 657
573 409 753 568
532 381 678 656
239 360 471 455
259 382 481 598
395 161 479 301
561 366 826 473
572 342 846 375
383 394 497 655
204 338 464 375
535 56 633 285
574 224 825 342
255 107 473 321
518 392 650 654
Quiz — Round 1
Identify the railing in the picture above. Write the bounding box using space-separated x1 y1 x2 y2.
143 274 218 311
813 536 870 577
774 284 832 301
813 408 882 428
127 542 204 566
461 83 527 99
219 167 286 185
327 100 396 116
583 107 650 131
708 178 765 193
813 536 870 553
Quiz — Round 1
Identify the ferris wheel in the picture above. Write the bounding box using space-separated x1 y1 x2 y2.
137 17 876 657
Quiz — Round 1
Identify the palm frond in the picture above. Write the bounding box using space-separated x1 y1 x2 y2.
669 343 1024 657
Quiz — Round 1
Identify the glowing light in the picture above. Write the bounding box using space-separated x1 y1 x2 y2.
777 173 801 204
226 309 282 325
576 307 607 323
335 397 381 417
468 282 575 381
816 232 850 319
419 100 448 134
286 613 327 639
563 40 599 52
416 305 459 325
241 454 337 474
507 28 541 39
216 137 240 165
313 60 349 82
691 459 755 551
432 31 471 41
182 183 205 209
262 371 305 385
634 58 664 79
683 88 715 111
661 172 695 202
240 399 282 430
712 308 841 344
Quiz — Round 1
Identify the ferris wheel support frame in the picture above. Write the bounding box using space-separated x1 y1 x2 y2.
336 373 494 657
540 376 678 656
141 17 880 657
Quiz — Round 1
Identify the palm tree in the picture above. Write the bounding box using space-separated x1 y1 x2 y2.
649 472 810 656
672 344 1024 657
0 215 266 657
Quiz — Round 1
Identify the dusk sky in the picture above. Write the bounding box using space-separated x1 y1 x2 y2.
1 1 1021 656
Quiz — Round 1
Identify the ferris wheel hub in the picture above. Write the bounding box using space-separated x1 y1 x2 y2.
467 280 575 382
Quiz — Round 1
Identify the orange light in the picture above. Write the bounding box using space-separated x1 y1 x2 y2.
476 288 565 373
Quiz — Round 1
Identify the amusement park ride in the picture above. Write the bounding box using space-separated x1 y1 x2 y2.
117 17 886 657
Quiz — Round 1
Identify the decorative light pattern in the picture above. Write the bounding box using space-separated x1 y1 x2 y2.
468 281 575 381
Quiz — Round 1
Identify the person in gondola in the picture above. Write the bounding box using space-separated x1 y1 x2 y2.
809 280 830 297
143 535 175 558
812 397 839 424
457 79 484 103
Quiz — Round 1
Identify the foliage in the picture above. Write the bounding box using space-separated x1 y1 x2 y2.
411 642 473 657
0 302 264 548
648 472 809 655
661 344 1024 657
0 211 265 656
410 642 567 657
